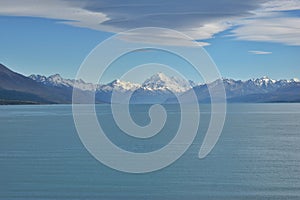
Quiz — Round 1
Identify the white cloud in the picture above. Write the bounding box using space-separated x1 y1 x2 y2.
0 0 300 46
0 0 262 46
116 28 211 47
0 0 108 30
260 0 300 12
248 50 272 55
233 16 300 46
183 21 233 41
231 0 300 46
115 21 233 47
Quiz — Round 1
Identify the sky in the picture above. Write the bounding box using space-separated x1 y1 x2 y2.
0 0 300 83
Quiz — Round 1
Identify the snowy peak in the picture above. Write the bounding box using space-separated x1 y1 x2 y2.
29 74 47 82
142 72 193 93
142 72 172 90
249 76 300 88
252 76 276 86
29 74 97 91
48 74 63 82
29 72 194 94
216 76 299 88
99 79 140 92
29 72 300 97
288 78 300 83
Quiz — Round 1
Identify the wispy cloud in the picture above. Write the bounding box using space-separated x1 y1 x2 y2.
0 0 265 46
0 0 300 46
231 0 300 46
116 28 211 47
248 50 272 55
0 0 108 30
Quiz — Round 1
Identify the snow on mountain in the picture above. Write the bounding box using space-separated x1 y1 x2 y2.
253 76 276 86
29 72 194 94
141 72 193 93
167 76 300 104
98 79 141 92
29 74 97 91
29 73 300 103
213 76 300 91
287 78 300 83
3 60 299 104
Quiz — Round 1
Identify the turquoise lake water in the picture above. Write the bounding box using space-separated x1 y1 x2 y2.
1 104 300 199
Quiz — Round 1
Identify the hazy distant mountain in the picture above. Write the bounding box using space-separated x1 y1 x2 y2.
168 76 300 103
29 72 193 93
27 70 300 104
28 72 194 104
29 74 98 91
1 63 300 104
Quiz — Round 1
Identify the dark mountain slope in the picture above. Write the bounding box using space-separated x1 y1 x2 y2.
0 63 72 104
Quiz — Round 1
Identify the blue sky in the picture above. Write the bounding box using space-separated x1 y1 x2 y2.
0 0 300 83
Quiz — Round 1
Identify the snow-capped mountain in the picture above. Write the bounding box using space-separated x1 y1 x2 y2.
27 71 300 104
141 72 194 93
98 79 141 92
29 72 194 94
1 61 299 104
29 74 97 91
171 76 300 103
28 72 196 104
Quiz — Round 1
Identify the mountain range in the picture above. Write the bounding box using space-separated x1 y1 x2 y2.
0 63 300 104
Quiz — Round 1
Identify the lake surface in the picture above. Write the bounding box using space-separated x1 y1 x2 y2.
1 104 300 200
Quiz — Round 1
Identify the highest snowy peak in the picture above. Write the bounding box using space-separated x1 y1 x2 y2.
142 72 194 93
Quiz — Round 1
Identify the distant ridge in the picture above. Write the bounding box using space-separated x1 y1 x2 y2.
0 63 300 104
169 77 300 103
